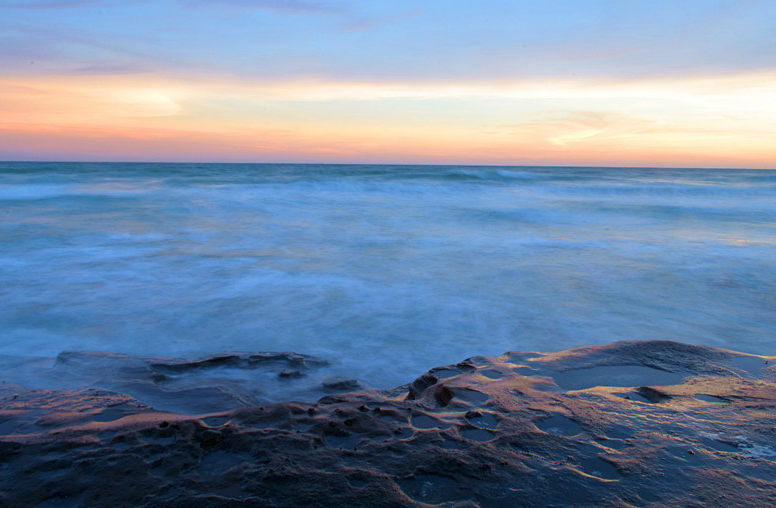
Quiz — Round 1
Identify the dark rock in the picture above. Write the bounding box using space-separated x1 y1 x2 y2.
635 386 673 403
279 369 304 378
406 373 438 400
322 377 362 391
434 385 453 407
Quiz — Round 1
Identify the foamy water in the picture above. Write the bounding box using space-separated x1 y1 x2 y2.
1 162 775 392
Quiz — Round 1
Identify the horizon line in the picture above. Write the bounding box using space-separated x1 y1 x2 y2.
1 159 773 172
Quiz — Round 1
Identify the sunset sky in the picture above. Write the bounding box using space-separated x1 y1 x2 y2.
1 0 775 167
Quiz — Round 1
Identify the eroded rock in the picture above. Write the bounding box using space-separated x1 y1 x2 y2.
1 340 776 507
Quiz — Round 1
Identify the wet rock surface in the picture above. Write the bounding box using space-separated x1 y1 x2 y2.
1 340 776 507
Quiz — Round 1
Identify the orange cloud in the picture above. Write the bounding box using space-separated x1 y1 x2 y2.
1 72 775 167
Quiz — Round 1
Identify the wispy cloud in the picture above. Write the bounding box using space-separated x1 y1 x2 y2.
71 63 149 74
0 0 127 9
182 0 342 15
0 0 338 14
342 6 422 32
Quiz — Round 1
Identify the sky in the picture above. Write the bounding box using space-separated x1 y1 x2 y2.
1 0 775 167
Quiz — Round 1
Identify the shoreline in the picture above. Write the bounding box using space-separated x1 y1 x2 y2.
2 340 776 507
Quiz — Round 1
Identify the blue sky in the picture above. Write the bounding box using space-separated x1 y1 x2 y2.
4 0 774 80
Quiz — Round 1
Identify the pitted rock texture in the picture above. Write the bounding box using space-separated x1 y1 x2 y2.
1 340 775 507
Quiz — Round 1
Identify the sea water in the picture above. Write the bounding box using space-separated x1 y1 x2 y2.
1 162 775 393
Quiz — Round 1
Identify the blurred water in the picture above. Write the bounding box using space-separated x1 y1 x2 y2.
1 162 775 391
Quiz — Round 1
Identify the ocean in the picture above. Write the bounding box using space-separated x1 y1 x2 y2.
1 162 775 402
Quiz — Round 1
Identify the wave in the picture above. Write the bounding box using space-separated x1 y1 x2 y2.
445 168 541 181
0 184 79 201
0 184 151 201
